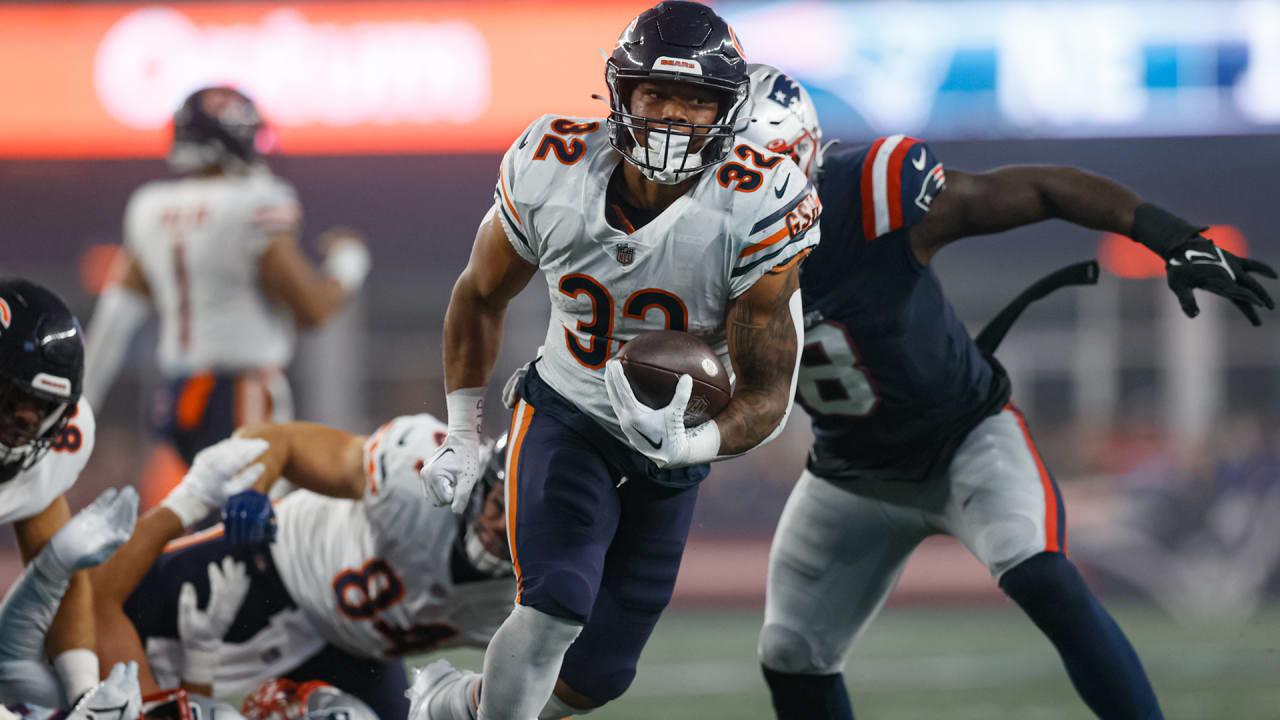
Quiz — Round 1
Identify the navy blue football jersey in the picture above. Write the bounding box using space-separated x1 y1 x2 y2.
798 136 1010 481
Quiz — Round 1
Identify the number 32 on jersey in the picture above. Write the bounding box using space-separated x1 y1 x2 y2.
559 274 688 369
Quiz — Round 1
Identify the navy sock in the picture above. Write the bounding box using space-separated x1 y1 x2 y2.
761 665 854 720
1000 551 1163 720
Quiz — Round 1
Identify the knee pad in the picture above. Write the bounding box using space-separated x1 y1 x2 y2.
759 622 825 675
524 567 597 623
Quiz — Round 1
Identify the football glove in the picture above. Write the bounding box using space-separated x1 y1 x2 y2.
603 359 720 469
177 557 251 686
420 434 482 513
222 489 276 546
161 437 269 528
39 486 138 579
68 661 142 720
1165 237 1276 326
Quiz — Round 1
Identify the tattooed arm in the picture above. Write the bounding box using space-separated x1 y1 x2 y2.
715 257 806 456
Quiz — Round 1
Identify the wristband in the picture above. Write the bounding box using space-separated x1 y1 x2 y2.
445 387 485 437
160 488 212 530
53 649 99 706
181 647 218 687
1130 203 1206 258
324 240 371 293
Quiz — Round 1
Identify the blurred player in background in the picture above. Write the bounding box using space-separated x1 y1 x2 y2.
739 64 1276 720
0 279 108 708
82 86 371 481
415 2 815 717
92 416 513 720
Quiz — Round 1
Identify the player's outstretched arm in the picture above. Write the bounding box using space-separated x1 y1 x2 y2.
234 421 367 499
911 166 1276 324
716 259 806 457
259 227 370 328
83 250 152 410
423 208 537 512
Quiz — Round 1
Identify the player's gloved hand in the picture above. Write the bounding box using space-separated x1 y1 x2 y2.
603 359 720 469
36 486 138 580
161 437 269 529
67 661 142 720
1165 237 1276 326
421 388 485 513
178 556 250 687
320 227 371 293
222 490 277 546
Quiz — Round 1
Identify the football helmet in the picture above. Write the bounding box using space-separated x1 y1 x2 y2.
0 279 83 483
241 679 379 720
169 87 265 173
459 432 511 577
740 64 825 181
605 1 749 183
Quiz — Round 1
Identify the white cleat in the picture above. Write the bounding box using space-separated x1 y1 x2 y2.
406 660 477 720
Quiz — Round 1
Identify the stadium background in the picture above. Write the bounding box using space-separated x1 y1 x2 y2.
3 1 1279 717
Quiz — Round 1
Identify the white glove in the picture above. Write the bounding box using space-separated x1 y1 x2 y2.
603 359 720 469
161 438 269 528
37 486 138 580
177 556 250 686
420 387 485 513
67 661 142 720
420 434 482 514
321 229 371 293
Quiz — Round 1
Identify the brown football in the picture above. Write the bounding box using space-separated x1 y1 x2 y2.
615 330 732 427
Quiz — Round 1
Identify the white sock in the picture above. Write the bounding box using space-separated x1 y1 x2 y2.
477 605 583 720
429 670 482 720
538 692 594 719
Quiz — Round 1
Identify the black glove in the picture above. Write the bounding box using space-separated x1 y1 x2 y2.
1131 203 1277 326
1165 237 1276 326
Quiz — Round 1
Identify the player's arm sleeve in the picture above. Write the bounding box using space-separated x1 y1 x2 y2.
491 117 551 266
857 134 945 241
729 163 822 299
246 177 303 255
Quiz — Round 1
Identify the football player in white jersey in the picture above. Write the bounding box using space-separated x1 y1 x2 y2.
0 279 107 708
91 417 513 720
83 86 371 468
416 3 817 718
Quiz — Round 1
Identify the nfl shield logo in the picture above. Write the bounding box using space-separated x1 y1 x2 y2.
616 243 635 265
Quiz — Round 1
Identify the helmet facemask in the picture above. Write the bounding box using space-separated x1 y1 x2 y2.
0 377 70 483
458 435 513 577
606 68 749 185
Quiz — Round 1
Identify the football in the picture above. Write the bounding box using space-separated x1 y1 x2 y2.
615 330 732 427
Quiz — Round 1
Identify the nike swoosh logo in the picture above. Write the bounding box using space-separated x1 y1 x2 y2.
911 147 927 171
633 426 663 450
517 129 532 149
1184 249 1220 263
774 174 790 198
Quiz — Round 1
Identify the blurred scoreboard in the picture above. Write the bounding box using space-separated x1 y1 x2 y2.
1 0 1277 160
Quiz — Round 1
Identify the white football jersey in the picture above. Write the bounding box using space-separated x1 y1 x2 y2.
0 398 95 526
494 114 821 444
123 167 301 376
271 414 514 659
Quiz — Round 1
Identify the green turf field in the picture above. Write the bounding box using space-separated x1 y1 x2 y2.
408 603 1280 719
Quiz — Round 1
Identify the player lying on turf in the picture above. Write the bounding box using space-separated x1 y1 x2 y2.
738 64 1276 720
91 416 514 719
415 2 815 717
0 279 108 707
84 86 370 468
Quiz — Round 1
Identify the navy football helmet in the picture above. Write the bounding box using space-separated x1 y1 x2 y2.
605 1 749 183
0 279 84 482
169 86 265 173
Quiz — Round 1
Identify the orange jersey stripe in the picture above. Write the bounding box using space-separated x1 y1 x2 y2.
499 163 522 225
163 523 226 553
505 399 536 603
176 372 216 431
738 224 791 259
